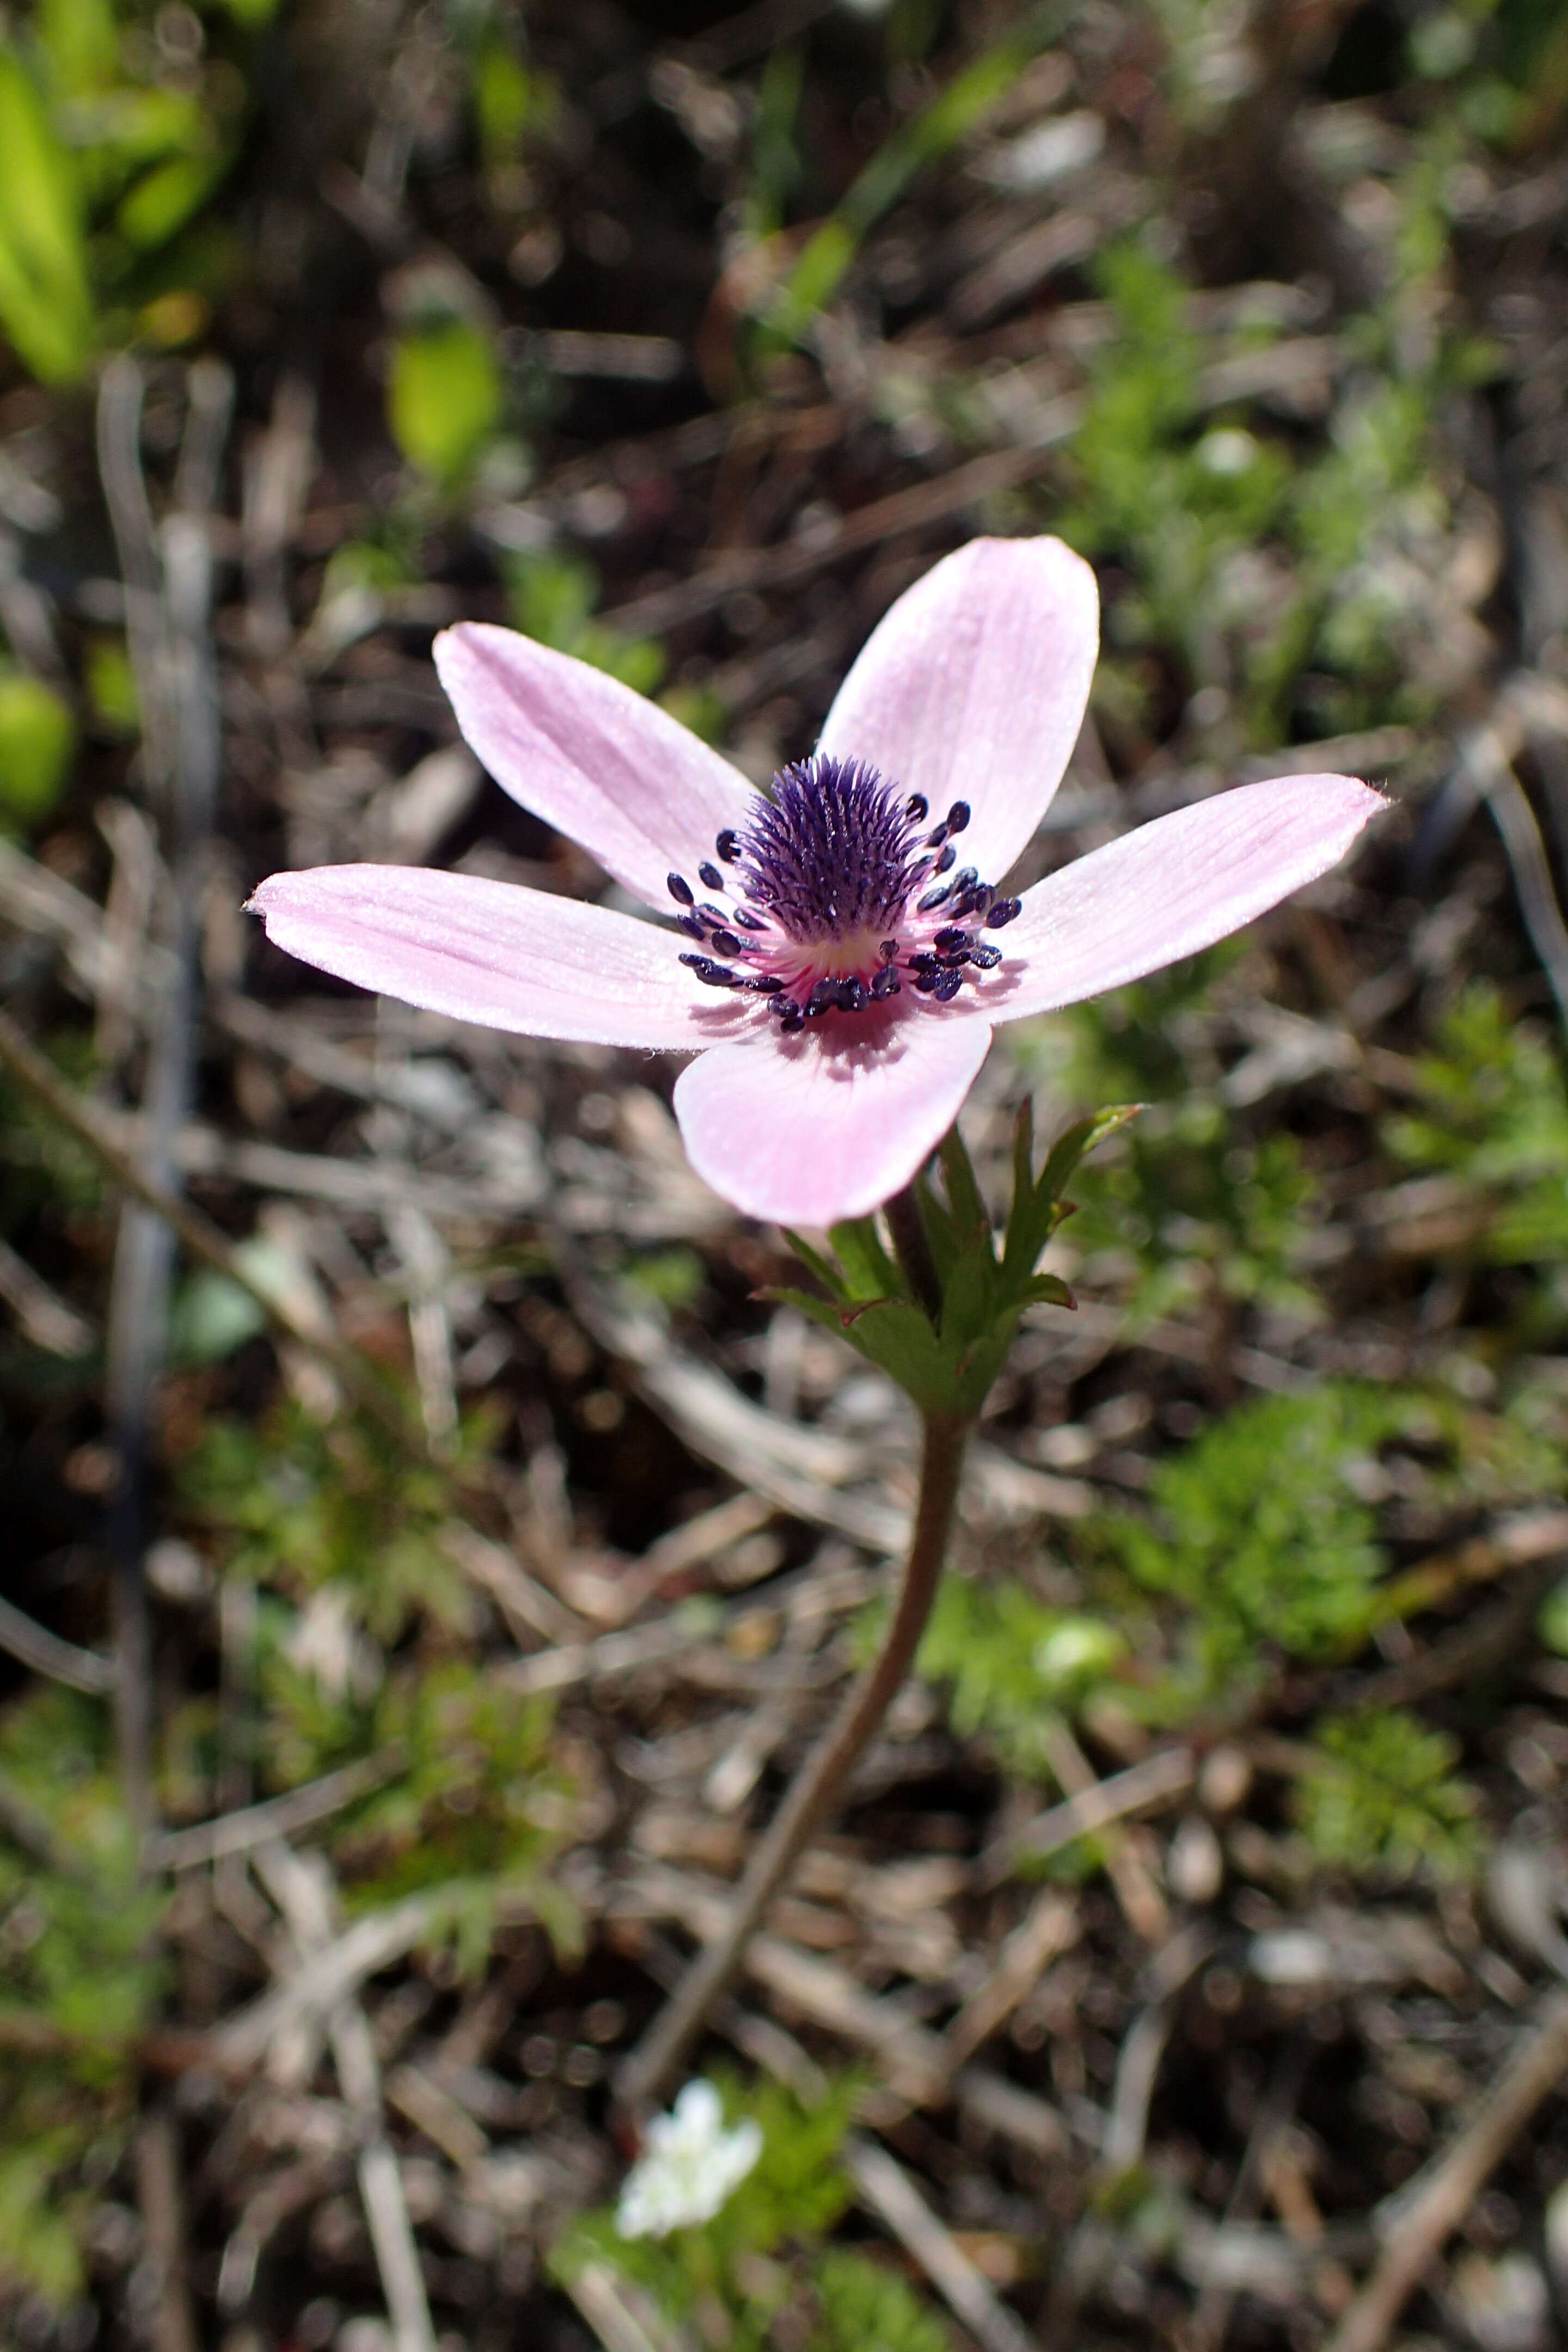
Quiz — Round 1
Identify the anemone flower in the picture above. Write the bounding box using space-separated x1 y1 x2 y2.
249 537 1381 1227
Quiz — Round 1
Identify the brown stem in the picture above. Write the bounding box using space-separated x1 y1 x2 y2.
616 1409 969 2116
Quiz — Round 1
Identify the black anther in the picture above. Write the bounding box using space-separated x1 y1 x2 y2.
905 794 928 821
917 882 952 913
947 801 970 833
716 830 740 862
985 897 1022 928
667 873 694 906
699 862 725 891
679 953 740 987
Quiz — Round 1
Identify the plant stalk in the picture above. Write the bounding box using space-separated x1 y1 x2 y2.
616 1406 969 2115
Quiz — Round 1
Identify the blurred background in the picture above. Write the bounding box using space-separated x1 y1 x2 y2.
5 1 1568 2347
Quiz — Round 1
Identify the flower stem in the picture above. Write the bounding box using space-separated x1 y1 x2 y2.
616 1408 969 2116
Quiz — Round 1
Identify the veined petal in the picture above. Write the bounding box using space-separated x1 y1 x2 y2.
248 865 750 1050
674 1001 993 1227
989 774 1384 1024
434 623 756 912
816 536 1098 889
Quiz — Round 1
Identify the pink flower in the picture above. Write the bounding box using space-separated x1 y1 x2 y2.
249 538 1381 1228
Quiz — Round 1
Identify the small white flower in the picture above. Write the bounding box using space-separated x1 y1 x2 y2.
615 2081 763 2240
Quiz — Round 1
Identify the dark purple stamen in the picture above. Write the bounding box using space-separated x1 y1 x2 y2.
731 755 927 944
669 755 1014 1025
680 953 740 987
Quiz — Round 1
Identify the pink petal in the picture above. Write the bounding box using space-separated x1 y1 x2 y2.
248 865 751 1050
989 774 1384 1023
674 1002 993 1227
816 537 1098 889
434 624 756 912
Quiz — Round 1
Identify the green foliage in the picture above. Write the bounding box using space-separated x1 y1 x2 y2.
84 636 139 736
771 1105 1134 1420
179 1395 484 1644
0 1027 103 1241
388 316 505 485
1016 951 1320 1327
166 1266 268 1364
916 1573 1123 1780
758 4 1066 353
813 2249 954 2352
502 548 665 695
623 1246 707 1310
0 671 75 830
0 1689 164 2306
1295 1707 1480 1881
1111 1385 1415 1699
1540 1576 1568 1658
1057 210 1466 742
333 1665 572 1951
1060 245 1293 710
179 1396 574 1953
0 0 261 382
1384 983 1568 1268
555 2074 951 2352
0 47 94 381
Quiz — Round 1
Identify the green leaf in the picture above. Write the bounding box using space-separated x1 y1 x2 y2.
760 2 1069 347
781 1231 854 1303
0 673 75 828
388 317 503 483
36 0 118 97
1295 1708 1479 1882
115 146 232 251
938 1126 989 1247
0 53 94 383
827 1215 904 1303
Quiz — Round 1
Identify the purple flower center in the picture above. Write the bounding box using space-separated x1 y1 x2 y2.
666 754 1020 1032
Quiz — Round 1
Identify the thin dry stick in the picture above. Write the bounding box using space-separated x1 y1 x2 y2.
1324 1987 1568 2352
617 1399 968 2113
0 1003 421 1453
